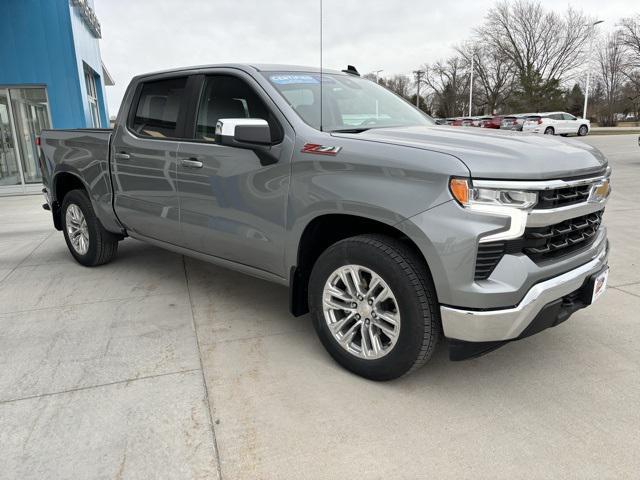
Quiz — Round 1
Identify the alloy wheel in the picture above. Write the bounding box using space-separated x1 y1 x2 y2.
322 264 401 360
65 203 89 255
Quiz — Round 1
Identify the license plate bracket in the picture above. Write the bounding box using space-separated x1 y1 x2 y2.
586 267 609 305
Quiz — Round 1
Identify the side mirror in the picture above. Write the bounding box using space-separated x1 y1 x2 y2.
215 118 272 147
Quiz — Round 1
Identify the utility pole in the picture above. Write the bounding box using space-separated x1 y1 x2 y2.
468 53 474 117
413 70 425 109
583 20 604 120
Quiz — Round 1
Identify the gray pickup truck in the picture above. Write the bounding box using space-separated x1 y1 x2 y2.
39 64 611 380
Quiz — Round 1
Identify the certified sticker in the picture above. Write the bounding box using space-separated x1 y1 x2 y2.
270 75 319 85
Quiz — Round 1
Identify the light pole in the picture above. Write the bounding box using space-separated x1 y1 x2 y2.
583 20 604 120
468 52 474 117
413 70 425 109
373 69 383 83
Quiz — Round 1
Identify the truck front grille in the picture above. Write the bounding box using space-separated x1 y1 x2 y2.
474 210 604 280
521 210 603 262
536 185 591 209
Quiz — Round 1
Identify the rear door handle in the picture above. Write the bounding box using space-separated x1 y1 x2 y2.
114 152 130 160
180 158 203 168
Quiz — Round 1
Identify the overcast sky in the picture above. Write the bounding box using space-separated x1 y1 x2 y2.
95 0 635 115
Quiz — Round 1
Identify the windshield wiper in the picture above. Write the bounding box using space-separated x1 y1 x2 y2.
330 128 371 133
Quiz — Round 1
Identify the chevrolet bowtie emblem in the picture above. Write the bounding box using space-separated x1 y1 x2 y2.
588 179 610 203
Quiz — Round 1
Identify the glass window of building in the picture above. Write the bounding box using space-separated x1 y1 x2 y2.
0 91 22 187
84 65 101 128
0 88 51 187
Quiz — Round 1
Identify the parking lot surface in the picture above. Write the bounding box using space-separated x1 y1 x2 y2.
1 134 639 479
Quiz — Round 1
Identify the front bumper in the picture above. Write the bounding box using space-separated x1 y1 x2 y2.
441 243 608 358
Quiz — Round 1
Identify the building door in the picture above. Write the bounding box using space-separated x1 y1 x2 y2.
0 87 51 195
0 90 23 187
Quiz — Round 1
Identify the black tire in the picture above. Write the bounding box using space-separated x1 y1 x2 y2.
544 127 554 135
61 189 119 266
308 234 441 381
578 125 589 136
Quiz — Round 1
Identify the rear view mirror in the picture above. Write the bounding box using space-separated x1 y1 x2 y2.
215 118 272 147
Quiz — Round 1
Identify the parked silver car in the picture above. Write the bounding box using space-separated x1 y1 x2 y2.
500 113 534 131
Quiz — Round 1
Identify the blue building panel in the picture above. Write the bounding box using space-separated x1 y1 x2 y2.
0 0 109 128
69 0 109 126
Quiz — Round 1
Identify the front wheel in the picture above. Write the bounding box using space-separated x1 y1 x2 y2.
578 125 589 136
544 127 554 135
308 234 441 381
62 189 119 266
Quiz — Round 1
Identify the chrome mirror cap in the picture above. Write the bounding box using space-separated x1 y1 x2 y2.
215 118 272 146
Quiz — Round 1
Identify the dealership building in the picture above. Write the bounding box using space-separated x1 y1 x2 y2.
0 0 113 195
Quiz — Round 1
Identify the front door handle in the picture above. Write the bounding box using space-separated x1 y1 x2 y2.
180 158 203 168
114 152 130 160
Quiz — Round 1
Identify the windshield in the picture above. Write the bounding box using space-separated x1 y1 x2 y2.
264 72 434 132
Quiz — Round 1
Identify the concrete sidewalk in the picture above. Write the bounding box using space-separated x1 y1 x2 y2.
1 134 639 479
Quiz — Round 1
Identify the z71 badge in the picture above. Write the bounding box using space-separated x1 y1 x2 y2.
301 143 342 156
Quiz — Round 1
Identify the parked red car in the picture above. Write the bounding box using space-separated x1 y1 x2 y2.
480 116 503 129
451 118 473 127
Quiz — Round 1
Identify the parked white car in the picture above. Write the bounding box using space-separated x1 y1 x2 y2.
522 112 590 136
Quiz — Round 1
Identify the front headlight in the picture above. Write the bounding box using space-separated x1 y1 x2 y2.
449 178 537 209
449 177 537 242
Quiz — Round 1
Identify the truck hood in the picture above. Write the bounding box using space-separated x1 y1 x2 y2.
333 125 607 180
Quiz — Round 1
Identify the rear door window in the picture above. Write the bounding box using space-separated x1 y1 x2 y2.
131 76 188 138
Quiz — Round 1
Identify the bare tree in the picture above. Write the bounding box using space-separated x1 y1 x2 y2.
422 56 468 117
619 15 640 70
456 43 515 114
477 0 590 109
378 74 413 99
619 14 640 93
596 33 626 126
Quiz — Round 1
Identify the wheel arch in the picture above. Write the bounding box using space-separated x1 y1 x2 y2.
288 213 431 316
51 171 90 230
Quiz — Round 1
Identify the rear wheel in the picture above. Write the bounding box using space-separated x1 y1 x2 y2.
578 125 589 136
308 234 441 381
62 189 119 266
544 127 554 135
